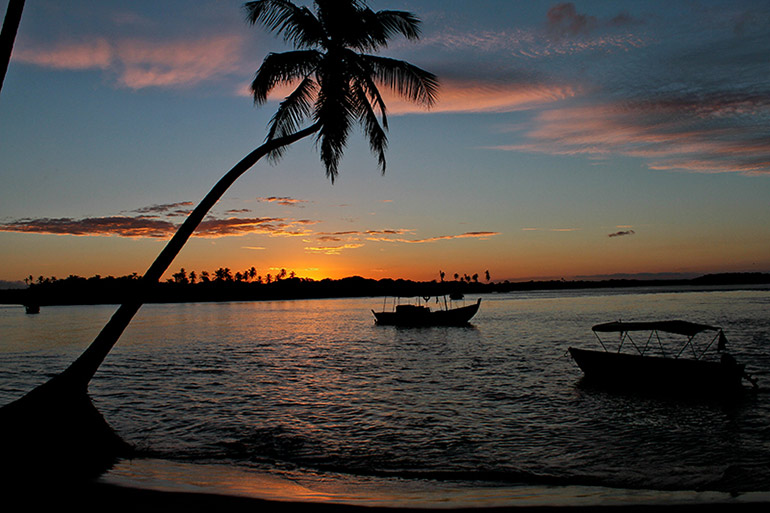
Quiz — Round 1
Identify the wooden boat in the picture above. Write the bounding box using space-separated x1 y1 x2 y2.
372 297 481 327
569 320 756 395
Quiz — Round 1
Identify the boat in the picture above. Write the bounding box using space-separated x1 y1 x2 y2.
569 320 757 395
372 297 481 327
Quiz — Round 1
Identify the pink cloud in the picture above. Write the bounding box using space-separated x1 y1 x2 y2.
386 79 577 115
14 34 245 89
14 39 113 69
115 35 244 89
265 77 576 115
494 95 770 175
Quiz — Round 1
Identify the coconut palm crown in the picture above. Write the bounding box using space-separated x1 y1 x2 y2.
245 0 439 181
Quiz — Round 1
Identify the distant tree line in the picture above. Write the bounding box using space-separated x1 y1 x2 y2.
168 266 298 285
1 271 768 307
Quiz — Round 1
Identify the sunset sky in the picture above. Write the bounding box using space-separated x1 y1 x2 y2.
1 0 769 284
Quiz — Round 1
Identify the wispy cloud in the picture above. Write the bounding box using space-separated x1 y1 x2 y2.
493 93 770 175
0 207 318 239
386 78 577 115
421 17 645 60
314 229 498 244
304 229 499 255
196 217 316 238
132 201 194 217
257 196 309 207
546 2 641 38
14 39 113 70
14 34 246 89
264 76 577 115
304 244 365 255
0 216 176 238
522 227 581 232
609 230 636 237
364 230 499 244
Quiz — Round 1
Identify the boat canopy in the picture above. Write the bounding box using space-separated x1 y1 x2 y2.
592 320 721 337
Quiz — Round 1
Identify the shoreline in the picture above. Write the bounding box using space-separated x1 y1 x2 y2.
3 273 768 308
18 480 770 513
41 457 769 512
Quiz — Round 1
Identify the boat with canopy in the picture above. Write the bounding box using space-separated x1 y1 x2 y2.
569 320 757 395
372 295 481 327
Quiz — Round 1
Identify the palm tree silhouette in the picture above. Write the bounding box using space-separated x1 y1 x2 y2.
0 0 437 476
0 0 25 94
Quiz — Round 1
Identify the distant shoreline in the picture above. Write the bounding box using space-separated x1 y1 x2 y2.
1 272 768 307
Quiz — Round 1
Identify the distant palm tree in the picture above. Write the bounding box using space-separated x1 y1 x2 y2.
0 0 437 476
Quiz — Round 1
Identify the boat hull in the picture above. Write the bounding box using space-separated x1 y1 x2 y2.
373 299 481 327
568 347 746 394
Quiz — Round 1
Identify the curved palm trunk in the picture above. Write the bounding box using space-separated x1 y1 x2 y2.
57 121 320 392
0 0 25 94
0 122 320 477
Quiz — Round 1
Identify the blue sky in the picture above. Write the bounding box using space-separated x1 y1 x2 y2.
1 0 769 283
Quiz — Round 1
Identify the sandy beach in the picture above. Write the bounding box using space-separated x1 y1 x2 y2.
10 480 769 513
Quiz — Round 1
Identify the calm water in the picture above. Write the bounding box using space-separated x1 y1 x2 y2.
1 286 770 507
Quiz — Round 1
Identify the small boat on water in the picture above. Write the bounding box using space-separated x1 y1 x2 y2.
569 320 757 395
372 297 481 327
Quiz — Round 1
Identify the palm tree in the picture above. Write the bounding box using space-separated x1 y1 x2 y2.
0 0 437 476
0 0 25 94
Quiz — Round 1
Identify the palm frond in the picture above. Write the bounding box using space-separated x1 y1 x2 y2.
375 10 421 41
251 50 322 104
361 9 421 48
365 55 439 107
360 75 388 130
266 76 318 162
244 0 324 48
346 51 389 129
314 74 356 182
352 78 388 172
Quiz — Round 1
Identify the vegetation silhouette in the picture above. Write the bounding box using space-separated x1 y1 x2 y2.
0 0 437 479
3 271 768 308
0 0 25 94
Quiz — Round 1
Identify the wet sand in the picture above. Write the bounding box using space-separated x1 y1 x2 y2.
8 456 760 513
14 481 770 513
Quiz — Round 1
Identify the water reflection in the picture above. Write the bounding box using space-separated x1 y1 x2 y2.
1 288 769 498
